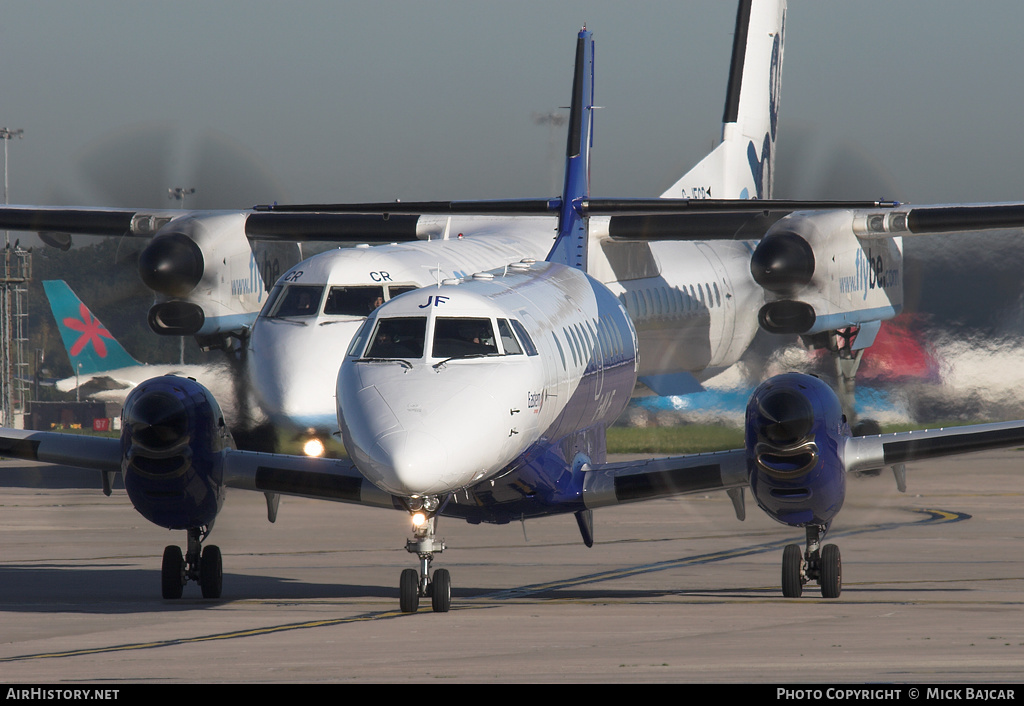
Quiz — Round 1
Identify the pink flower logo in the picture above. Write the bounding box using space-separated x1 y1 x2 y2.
63 303 114 358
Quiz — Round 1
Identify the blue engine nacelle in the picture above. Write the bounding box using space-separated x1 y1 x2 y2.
120 375 234 530
745 372 849 528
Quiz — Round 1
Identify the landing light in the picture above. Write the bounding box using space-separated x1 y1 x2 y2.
411 511 428 528
303 438 325 457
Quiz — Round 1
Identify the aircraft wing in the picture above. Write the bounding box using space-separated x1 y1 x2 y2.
0 427 398 510
850 202 1024 238
13 198 1024 249
582 449 748 509
0 205 141 237
843 421 1024 476
221 449 398 509
55 374 134 394
0 205 427 247
582 418 1024 517
0 205 181 249
598 200 1024 242
0 429 122 473
0 204 501 247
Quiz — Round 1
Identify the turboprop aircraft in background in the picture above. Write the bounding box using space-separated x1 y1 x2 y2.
244 0 904 450
244 0 793 449
6 21 1024 615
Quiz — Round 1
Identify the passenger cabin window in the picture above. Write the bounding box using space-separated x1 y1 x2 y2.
432 317 497 358
323 286 384 316
552 332 567 369
270 285 325 318
365 317 427 358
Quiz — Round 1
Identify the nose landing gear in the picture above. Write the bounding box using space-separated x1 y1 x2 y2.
161 526 223 599
781 524 841 599
399 498 450 613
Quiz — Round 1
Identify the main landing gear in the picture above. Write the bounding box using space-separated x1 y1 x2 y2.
781 524 841 599
161 526 223 599
803 326 881 439
400 497 450 613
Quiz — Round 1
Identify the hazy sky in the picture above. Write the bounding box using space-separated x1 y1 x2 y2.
2 1 1023 212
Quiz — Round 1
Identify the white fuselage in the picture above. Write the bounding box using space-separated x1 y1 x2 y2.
337 260 637 498
588 219 763 380
246 218 556 435
248 223 767 440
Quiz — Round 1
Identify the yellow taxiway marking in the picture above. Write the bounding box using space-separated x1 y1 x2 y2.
0 508 968 663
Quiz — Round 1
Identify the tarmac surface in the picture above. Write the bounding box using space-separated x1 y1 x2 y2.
0 449 1022 684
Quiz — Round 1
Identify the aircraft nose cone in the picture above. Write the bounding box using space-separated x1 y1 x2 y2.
139 232 205 297
249 320 359 433
339 367 517 497
364 430 449 496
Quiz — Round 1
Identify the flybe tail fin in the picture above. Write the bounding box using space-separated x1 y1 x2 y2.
660 0 786 200
545 27 594 270
43 280 140 375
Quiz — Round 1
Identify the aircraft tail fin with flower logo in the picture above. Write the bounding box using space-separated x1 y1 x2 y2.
43 280 141 377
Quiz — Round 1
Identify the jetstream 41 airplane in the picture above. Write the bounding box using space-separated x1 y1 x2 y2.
6 20 1024 614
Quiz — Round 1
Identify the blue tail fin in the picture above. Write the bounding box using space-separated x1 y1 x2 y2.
545 27 594 270
43 280 141 375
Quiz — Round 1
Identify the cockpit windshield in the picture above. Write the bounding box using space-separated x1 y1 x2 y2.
268 285 324 318
263 283 420 320
323 286 384 316
364 317 427 359
432 317 498 358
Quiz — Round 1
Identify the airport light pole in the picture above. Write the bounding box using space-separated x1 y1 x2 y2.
168 186 196 210
0 129 23 426
0 128 23 249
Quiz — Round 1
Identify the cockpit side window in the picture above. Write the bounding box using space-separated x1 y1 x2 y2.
346 318 373 357
323 286 385 316
432 317 497 358
386 285 418 300
509 319 538 356
270 285 325 318
497 319 523 355
365 317 427 359
259 285 284 318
